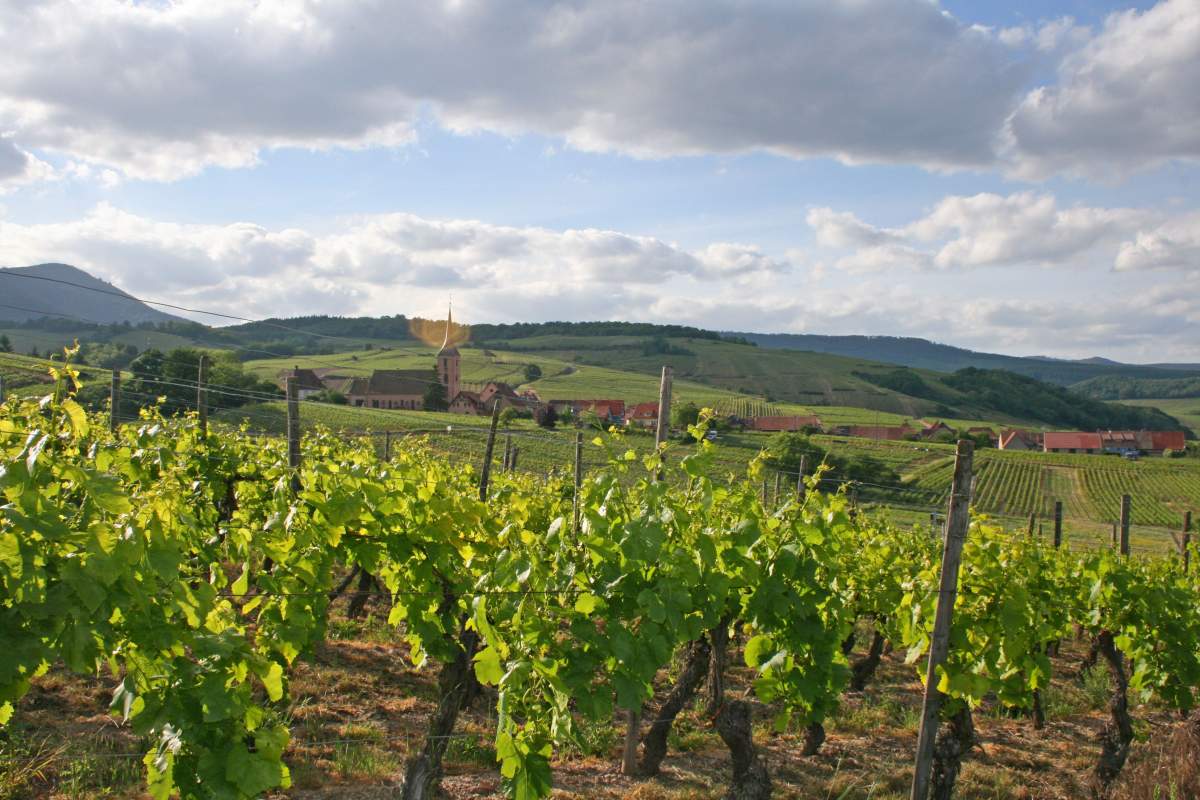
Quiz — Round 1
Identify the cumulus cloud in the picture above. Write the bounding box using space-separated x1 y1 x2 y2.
0 0 1030 182
1115 213 1200 273
1005 0 1200 179
0 135 55 191
0 203 792 319
809 192 1160 272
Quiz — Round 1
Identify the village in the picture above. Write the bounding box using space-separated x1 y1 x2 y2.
278 320 1189 458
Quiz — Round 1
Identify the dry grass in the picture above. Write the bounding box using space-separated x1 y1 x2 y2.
0 616 1182 800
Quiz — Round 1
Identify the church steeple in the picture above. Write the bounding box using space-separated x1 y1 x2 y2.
436 303 460 400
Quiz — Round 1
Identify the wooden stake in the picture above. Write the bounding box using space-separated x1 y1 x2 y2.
1053 501 1063 549
910 439 974 800
773 472 782 508
654 366 673 452
110 368 121 432
795 455 807 502
509 445 519 472
196 354 208 437
285 377 301 491
573 432 583 534
1027 512 1036 538
384 430 392 461
1119 494 1131 557
502 434 512 472
479 401 501 501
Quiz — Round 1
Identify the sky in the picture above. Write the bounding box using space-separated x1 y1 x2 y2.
0 0 1197 362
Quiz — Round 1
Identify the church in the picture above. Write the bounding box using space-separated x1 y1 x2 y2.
342 308 461 411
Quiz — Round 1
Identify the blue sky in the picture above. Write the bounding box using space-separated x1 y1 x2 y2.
1 0 1198 361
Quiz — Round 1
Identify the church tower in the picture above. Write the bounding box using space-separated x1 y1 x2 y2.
436 304 460 400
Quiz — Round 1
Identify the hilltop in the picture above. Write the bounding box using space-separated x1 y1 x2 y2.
0 263 186 325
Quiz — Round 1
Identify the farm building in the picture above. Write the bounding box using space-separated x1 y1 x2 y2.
278 367 326 399
1099 430 1140 453
1145 430 1187 455
998 429 1039 451
1044 432 1103 454
750 415 822 433
626 402 659 429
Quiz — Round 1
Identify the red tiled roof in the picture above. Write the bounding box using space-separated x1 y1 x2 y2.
1149 431 1187 451
628 402 658 419
1044 432 1102 450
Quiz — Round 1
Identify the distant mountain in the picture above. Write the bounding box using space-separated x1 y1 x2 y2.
0 263 185 325
726 332 1200 386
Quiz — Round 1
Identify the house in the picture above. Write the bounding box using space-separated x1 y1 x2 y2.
998 429 1039 451
278 367 326 399
918 421 956 440
448 390 484 415
1043 432 1103 454
749 415 822 433
1146 430 1187 455
345 370 429 410
477 381 540 412
626 402 660 429
592 400 626 423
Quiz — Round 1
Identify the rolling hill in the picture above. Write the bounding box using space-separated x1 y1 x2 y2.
728 331 1200 386
0 263 186 325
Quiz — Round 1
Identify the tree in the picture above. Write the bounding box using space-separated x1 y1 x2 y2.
0 334 11 353
535 404 558 429
498 407 519 427
523 363 542 382
423 371 449 411
671 401 700 430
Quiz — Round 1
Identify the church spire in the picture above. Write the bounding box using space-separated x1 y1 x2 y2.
442 302 452 350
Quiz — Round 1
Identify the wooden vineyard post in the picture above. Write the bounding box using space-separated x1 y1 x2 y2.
478 401 501 502
773 472 782 508
285 377 301 492
1027 513 1036 538
654 366 672 452
110 368 121 432
1054 501 1063 549
1119 494 1131 557
0 375 5 404
1183 511 1192 574
796 455 807 502
623 367 673 775
910 439 974 800
509 445 519 472
573 432 583 534
196 354 208 437
502 434 512 472
384 431 392 461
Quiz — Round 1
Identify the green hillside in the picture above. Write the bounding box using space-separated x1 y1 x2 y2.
1117 399 1200 437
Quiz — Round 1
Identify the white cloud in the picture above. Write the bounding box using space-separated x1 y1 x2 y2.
809 192 1159 272
0 203 792 320
1115 212 1200 273
0 0 1028 182
0 135 55 192
1005 0 1200 179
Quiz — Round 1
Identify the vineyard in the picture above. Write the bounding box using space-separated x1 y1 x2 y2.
3 363 1200 800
